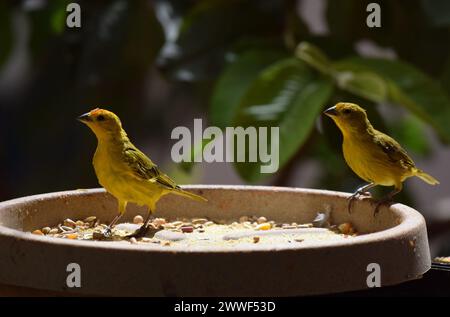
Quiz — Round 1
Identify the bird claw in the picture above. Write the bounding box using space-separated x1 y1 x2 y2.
127 224 157 239
346 191 371 214
347 195 356 214
373 198 393 216
103 227 113 238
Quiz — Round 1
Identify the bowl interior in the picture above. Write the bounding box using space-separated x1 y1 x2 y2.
0 186 401 234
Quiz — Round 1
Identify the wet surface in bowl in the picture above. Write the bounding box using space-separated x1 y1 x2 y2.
30 213 358 247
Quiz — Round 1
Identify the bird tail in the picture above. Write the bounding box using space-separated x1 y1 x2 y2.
173 188 208 202
414 169 440 185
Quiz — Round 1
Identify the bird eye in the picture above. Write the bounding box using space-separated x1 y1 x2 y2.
343 109 351 114
97 115 105 121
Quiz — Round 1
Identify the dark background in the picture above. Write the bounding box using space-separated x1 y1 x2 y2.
0 0 449 257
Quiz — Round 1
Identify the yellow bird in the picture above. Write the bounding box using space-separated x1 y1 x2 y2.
78 108 207 237
324 102 439 214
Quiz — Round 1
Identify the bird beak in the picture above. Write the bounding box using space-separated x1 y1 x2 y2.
77 112 92 123
324 106 338 117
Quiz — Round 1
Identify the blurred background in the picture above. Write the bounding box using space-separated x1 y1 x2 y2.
0 0 449 256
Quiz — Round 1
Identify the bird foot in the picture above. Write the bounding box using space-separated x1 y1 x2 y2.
373 198 394 216
102 227 113 238
127 223 158 239
346 191 371 214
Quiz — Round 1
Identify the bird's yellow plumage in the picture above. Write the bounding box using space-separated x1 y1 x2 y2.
324 102 438 213
78 108 206 237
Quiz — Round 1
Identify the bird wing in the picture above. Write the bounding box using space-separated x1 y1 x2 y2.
373 132 415 169
123 146 179 190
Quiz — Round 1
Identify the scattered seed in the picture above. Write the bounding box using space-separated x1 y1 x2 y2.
181 226 194 233
153 218 166 227
133 215 144 224
338 223 354 235
49 228 59 234
313 211 330 228
84 216 97 222
434 257 450 264
60 225 73 232
256 223 271 230
31 210 359 245
257 216 267 224
63 219 76 228
282 225 297 229
66 233 78 239
192 218 208 225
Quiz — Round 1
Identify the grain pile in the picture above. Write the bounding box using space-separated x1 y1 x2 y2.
31 214 357 247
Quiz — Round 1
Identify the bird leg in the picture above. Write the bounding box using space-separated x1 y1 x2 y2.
103 214 122 237
127 207 157 239
373 186 402 216
347 182 376 214
103 201 127 238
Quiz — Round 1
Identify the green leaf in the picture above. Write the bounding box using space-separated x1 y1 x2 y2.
388 115 430 156
210 50 286 128
334 71 388 103
156 0 284 81
295 42 332 75
334 57 450 142
296 42 388 103
232 59 333 182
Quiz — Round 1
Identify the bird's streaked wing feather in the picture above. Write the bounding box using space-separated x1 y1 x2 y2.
373 132 415 168
123 146 179 190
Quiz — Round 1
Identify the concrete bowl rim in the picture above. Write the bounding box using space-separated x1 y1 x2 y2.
0 185 426 254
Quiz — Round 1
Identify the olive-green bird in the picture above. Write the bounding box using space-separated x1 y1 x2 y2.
324 102 439 214
78 108 207 237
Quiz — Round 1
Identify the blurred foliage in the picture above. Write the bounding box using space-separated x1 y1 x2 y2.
162 0 450 186
0 0 449 206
